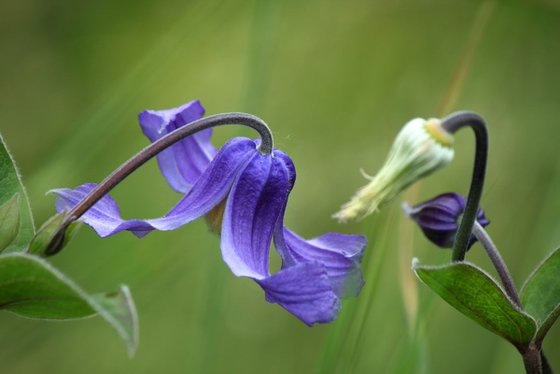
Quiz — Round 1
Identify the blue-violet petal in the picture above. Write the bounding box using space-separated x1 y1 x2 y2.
221 152 291 279
138 100 215 193
275 227 366 298
257 262 341 326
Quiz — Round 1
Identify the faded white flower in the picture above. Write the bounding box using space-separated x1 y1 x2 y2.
334 118 454 222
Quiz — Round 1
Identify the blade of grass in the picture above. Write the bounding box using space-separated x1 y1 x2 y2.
437 0 497 116
398 187 421 332
190 244 229 373
243 0 282 113
344 208 398 373
316 207 396 374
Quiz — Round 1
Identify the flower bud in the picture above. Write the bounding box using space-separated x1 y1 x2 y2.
403 192 489 249
334 118 454 222
28 211 83 257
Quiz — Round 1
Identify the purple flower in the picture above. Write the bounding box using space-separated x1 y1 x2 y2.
403 192 490 249
52 101 367 325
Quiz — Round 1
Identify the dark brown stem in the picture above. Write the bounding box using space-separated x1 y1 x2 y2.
523 346 543 374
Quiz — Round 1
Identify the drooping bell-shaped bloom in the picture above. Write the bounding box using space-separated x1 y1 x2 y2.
403 192 490 249
334 118 454 223
53 100 367 325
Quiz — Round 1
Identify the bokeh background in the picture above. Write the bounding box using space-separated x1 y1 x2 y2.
1 0 560 372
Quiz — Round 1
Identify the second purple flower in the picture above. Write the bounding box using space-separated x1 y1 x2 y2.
403 192 490 249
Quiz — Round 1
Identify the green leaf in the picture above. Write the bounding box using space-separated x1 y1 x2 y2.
28 212 82 257
0 194 21 252
0 134 35 252
521 248 560 342
0 253 138 355
413 259 536 349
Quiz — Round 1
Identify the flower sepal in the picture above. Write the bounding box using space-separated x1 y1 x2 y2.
28 211 83 257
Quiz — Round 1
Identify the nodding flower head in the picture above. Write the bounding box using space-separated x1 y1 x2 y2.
334 117 454 223
52 100 367 326
403 192 490 249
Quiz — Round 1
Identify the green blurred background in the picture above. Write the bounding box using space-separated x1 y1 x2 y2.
1 0 560 372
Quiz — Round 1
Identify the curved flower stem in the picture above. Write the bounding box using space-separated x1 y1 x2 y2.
441 111 488 262
472 222 521 306
45 112 273 255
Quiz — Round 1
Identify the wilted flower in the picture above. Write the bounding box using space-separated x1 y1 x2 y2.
53 100 367 326
403 192 489 249
334 118 454 222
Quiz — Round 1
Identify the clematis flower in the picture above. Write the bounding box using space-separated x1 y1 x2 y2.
334 117 454 222
403 192 489 249
52 100 367 325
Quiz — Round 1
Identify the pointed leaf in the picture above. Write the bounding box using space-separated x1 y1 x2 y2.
0 194 20 251
0 135 35 252
413 259 536 349
521 248 560 342
89 286 139 356
0 253 138 355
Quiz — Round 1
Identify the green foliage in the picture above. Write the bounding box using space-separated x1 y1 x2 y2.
521 248 560 342
317 212 394 374
0 253 138 355
0 135 35 253
0 133 137 355
0 193 21 252
413 260 537 349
